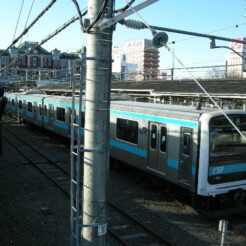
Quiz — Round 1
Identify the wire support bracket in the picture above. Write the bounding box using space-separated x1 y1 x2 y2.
86 56 113 62
97 0 159 31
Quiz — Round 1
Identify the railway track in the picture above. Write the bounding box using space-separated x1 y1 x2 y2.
2 123 173 246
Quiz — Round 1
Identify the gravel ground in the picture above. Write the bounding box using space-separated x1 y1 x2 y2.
1 116 246 246
0 119 70 246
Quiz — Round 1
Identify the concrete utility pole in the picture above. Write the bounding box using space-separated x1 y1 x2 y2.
82 0 114 245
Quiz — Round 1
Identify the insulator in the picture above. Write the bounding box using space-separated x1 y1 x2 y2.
123 19 145 30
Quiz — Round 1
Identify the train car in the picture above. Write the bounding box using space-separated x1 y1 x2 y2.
5 91 246 216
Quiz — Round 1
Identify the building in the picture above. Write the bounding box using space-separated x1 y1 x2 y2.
112 39 160 80
225 37 246 78
112 54 137 80
0 41 82 83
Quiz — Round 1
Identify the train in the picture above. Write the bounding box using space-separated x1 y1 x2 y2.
5 90 246 217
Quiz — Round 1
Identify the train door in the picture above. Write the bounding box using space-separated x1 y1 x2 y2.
147 122 167 174
33 102 37 122
68 108 73 136
49 105 54 128
179 127 193 184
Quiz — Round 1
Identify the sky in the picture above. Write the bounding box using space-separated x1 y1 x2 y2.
1 0 246 73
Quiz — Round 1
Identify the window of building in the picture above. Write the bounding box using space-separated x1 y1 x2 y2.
27 102 32 112
43 57 47 67
57 107 65 122
116 118 138 144
32 56 38 67
22 57 26 66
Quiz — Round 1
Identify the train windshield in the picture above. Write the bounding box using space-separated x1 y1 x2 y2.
208 114 246 184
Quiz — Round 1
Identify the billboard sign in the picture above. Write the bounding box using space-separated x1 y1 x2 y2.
230 37 246 53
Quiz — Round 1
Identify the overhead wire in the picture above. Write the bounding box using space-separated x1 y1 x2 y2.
114 0 135 13
0 13 85 74
85 0 109 32
122 0 246 140
70 0 109 32
0 0 57 58
70 0 85 31
165 44 246 140
173 22 246 44
12 0 25 42
19 0 36 44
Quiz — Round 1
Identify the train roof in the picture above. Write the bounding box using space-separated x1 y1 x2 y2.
110 100 244 122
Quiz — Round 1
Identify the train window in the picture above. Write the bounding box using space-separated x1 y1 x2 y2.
116 118 138 144
71 110 76 124
27 102 32 112
38 104 42 115
11 99 15 106
18 100 22 109
183 133 191 156
150 124 157 149
57 107 65 122
44 105 47 116
33 104 37 114
160 126 167 152
50 106 54 118
81 111 85 127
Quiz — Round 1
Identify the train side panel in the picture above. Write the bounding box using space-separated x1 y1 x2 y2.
109 105 200 193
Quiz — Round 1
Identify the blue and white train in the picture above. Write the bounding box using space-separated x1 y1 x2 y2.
5 91 246 216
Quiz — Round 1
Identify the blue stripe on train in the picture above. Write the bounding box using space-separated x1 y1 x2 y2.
209 163 246 176
110 109 198 128
53 120 69 130
110 139 147 158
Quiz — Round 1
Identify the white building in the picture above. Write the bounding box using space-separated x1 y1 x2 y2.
112 54 137 80
112 39 159 80
226 37 246 78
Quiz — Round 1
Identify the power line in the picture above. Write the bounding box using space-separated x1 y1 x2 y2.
114 0 135 13
0 0 57 58
70 0 85 31
173 23 246 44
19 0 36 44
0 14 84 74
117 3 246 139
12 0 25 42
70 0 109 32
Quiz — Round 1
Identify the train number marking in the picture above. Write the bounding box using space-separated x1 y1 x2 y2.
212 166 224 175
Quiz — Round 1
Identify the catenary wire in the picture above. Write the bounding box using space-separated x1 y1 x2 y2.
173 23 246 44
19 0 36 44
12 0 25 42
71 0 109 32
0 0 57 58
114 0 135 13
165 44 246 140
86 0 109 32
0 13 85 74
70 0 85 31
124 1 246 140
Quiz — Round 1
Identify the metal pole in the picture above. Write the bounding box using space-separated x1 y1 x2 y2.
82 0 113 245
218 220 228 246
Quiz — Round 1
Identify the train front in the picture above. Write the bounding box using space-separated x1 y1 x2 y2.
198 111 246 215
